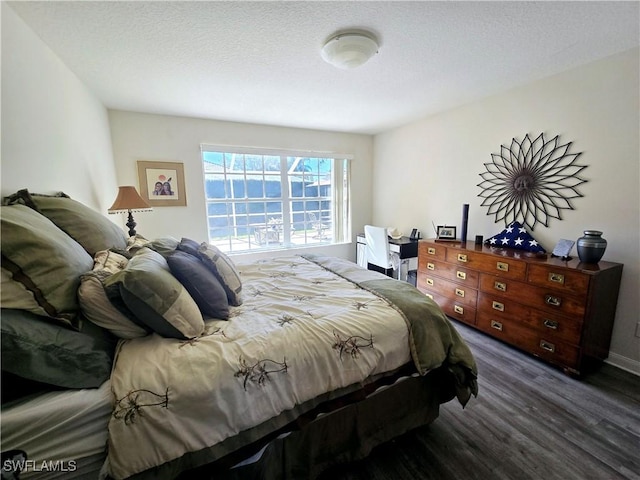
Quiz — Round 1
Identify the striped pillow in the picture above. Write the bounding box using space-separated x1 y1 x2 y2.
1 205 93 327
197 243 243 306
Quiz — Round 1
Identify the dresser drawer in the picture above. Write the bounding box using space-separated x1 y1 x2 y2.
419 241 447 261
527 264 590 296
477 292 530 320
424 291 477 326
476 312 580 369
524 310 583 346
446 249 527 280
418 258 480 288
478 273 523 296
478 274 586 317
478 293 582 345
418 273 477 307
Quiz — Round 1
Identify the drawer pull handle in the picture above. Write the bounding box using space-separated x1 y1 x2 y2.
425 293 433 300
455 288 465 298
427 247 436 255
548 272 565 284
543 319 559 330
457 253 468 263
545 295 562 307
494 281 507 292
426 278 434 286
456 270 466 280
427 262 435 271
490 320 503 331
492 301 505 312
496 261 509 272
454 305 464 315
540 340 556 353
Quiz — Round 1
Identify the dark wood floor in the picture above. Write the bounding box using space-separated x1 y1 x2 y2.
320 321 640 480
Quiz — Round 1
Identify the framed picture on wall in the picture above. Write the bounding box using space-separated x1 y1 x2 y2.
137 161 187 207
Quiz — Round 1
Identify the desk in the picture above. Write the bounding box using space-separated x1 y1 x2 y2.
356 234 418 284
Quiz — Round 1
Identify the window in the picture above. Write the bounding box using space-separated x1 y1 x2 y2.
201 145 351 253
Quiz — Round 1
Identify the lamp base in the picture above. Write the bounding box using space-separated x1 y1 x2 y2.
126 211 137 237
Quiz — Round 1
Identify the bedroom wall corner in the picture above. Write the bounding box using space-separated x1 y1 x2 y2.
371 48 640 374
1 3 118 213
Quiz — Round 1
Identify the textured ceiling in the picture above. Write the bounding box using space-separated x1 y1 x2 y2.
8 1 640 134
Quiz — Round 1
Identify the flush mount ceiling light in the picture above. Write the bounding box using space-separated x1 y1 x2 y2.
321 32 379 69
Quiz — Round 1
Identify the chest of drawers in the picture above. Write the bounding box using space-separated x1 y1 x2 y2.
417 239 623 376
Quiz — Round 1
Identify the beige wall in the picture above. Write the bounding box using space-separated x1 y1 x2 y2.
108 110 373 262
3 0 637 373
373 48 640 373
0 3 117 211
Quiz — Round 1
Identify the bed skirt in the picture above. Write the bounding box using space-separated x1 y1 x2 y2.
179 367 447 479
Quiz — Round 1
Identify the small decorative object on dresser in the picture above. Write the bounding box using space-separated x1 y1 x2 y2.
551 239 575 260
417 239 623 377
576 230 607 263
460 203 469 242
436 225 457 241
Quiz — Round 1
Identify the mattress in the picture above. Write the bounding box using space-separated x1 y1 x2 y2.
1 380 112 479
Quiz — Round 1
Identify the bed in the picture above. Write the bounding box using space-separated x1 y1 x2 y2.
1 189 478 480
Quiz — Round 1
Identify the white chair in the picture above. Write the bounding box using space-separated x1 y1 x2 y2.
308 212 327 239
364 225 400 279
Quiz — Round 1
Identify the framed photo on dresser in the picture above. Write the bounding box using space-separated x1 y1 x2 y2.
436 225 457 240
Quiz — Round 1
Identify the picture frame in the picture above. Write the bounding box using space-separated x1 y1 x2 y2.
137 161 187 207
551 239 575 260
436 225 457 240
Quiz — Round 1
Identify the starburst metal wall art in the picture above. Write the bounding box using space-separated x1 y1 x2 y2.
477 133 587 231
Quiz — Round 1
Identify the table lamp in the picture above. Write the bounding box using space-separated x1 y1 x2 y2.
108 186 152 237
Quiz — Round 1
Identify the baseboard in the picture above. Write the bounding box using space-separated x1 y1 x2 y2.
605 353 640 376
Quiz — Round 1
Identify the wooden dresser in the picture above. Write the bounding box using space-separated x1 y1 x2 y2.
417 239 623 376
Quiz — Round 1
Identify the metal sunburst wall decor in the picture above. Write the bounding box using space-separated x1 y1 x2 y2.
477 133 587 231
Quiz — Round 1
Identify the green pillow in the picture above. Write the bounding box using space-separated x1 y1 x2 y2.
149 236 180 255
1 308 116 390
4 189 127 256
104 248 204 339
1 205 93 327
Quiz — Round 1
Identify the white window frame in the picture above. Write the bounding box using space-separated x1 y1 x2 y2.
201 145 351 253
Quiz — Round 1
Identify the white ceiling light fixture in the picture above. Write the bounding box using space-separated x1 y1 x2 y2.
321 31 379 69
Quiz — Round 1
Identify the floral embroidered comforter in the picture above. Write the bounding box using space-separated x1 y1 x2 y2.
105 255 477 479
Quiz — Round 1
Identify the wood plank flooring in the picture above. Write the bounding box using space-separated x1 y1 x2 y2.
319 321 640 480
